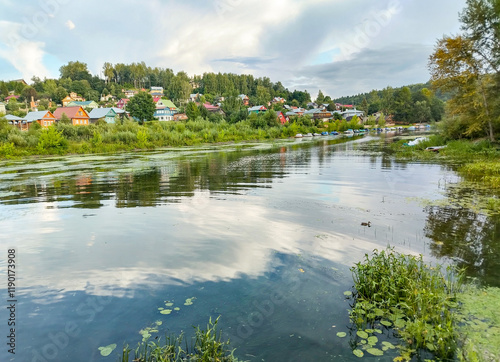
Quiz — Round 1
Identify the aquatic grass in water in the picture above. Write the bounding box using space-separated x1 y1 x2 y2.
120 316 242 362
348 248 463 360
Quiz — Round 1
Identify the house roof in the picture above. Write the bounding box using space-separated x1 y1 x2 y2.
162 99 177 109
53 106 89 120
202 103 219 110
89 108 117 119
248 105 267 111
67 101 96 106
4 114 24 121
111 107 126 114
238 94 249 99
25 111 54 121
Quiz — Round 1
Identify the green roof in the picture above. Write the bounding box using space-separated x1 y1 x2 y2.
162 99 177 109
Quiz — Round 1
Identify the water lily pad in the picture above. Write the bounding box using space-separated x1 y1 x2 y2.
165 302 174 307
160 309 172 315
344 291 353 296
374 329 382 334
184 298 195 306
381 341 395 349
98 344 116 357
380 320 392 327
394 319 406 328
353 349 364 357
336 332 347 338
365 329 374 333
367 336 378 345
158 307 164 310
366 347 384 356
174 307 180 311
155 321 162 326
357 330 369 339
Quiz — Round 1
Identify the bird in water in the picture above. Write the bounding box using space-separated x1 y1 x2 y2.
361 221 371 227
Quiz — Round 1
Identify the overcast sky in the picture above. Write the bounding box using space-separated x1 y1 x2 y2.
0 0 466 98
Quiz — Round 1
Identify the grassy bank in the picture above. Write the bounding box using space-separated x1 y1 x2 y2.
390 135 500 214
0 116 368 159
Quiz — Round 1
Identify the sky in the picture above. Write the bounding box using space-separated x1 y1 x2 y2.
0 0 467 99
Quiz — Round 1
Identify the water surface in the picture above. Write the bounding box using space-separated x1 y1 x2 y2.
0 136 497 361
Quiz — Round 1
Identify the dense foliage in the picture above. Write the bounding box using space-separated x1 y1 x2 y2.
429 0 500 141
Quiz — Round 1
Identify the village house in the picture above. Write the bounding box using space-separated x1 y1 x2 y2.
88 108 118 124
123 89 138 98
62 92 85 107
150 87 164 97
100 94 115 102
277 111 289 125
116 98 130 109
248 105 267 114
67 100 99 109
173 113 188 121
25 110 57 128
305 108 333 121
272 97 286 104
202 103 225 115
341 108 364 119
5 114 26 130
238 94 249 106
53 106 90 126
189 93 202 102
154 108 177 121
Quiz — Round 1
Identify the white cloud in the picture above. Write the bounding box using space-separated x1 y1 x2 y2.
0 20 51 80
65 19 75 30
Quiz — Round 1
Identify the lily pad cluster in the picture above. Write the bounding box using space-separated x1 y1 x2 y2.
337 328 396 358
139 320 163 342
158 298 193 315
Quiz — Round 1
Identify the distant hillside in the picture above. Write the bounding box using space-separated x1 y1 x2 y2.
333 82 449 105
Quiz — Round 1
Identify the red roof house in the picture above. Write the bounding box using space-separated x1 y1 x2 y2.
53 106 90 126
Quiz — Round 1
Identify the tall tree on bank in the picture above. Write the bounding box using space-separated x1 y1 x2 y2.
126 91 155 124
429 0 500 141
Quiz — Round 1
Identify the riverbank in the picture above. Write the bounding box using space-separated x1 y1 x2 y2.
389 135 500 214
0 118 329 159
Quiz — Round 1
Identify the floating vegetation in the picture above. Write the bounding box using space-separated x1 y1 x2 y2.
456 285 500 361
174 307 180 311
98 343 117 357
184 297 196 306
120 316 242 362
336 332 347 338
160 309 172 315
346 248 464 361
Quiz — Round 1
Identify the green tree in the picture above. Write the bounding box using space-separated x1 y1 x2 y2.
429 0 500 141
316 90 325 104
59 61 91 81
103 62 115 84
126 91 155 124
186 102 200 120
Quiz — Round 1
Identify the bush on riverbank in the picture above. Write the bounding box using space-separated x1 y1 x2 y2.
0 116 328 159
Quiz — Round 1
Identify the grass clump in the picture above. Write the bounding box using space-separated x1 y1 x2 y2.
120 316 242 362
349 248 463 361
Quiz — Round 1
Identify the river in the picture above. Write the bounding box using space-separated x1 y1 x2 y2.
0 135 498 361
